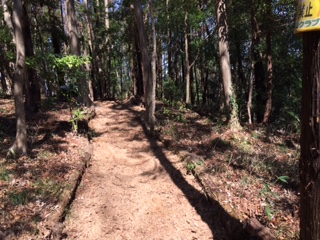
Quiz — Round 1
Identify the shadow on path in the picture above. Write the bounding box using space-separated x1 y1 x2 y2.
111 102 247 240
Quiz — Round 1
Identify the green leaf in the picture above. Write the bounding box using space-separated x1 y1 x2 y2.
265 205 274 220
277 176 289 184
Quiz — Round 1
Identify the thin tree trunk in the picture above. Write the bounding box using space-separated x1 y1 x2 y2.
166 0 173 80
248 46 255 125
157 41 163 99
10 0 27 155
194 66 200 105
83 0 94 101
84 0 96 100
0 63 8 94
262 0 273 124
300 31 320 240
150 0 157 103
133 0 156 131
104 0 112 97
185 10 192 105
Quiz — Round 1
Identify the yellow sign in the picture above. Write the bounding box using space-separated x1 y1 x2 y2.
295 0 320 33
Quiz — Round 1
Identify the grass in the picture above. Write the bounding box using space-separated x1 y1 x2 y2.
37 150 53 159
8 190 32 206
0 168 12 181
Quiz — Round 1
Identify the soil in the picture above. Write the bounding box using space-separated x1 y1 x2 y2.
63 101 227 240
0 98 299 240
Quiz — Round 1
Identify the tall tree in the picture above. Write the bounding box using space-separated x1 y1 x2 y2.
300 31 320 240
150 0 157 103
66 0 93 106
22 2 40 113
84 0 95 101
215 0 240 128
104 0 111 97
133 0 156 131
10 0 27 155
184 9 192 105
262 0 273 124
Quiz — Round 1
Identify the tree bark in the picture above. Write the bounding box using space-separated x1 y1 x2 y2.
300 31 320 240
48 5 65 88
262 0 273 124
215 0 240 128
250 5 265 123
66 0 93 107
0 64 8 94
67 0 80 56
185 10 192 105
150 0 157 103
133 0 156 131
133 28 144 97
247 3 256 125
22 3 40 114
166 0 173 81
10 0 27 155
104 0 111 98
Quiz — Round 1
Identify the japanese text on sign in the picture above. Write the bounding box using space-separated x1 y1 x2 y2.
295 0 320 33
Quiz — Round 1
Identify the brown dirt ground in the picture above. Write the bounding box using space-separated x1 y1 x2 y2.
63 101 228 240
0 97 299 239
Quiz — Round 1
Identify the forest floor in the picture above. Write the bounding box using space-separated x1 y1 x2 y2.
0 97 299 239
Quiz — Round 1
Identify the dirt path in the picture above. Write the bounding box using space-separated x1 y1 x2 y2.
63 101 227 240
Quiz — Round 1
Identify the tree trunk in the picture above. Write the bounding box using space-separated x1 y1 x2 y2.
66 0 93 107
248 44 254 125
166 0 173 81
130 20 144 97
22 3 40 114
150 0 157 104
157 41 163 99
185 10 192 105
104 0 111 98
49 6 65 88
67 0 80 56
2 0 14 39
215 0 240 128
262 0 273 124
300 31 320 240
133 0 156 131
247 4 256 125
10 0 27 155
250 5 265 123
0 65 8 94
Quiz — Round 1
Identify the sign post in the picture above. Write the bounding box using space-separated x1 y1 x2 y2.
296 1 320 239
295 0 320 34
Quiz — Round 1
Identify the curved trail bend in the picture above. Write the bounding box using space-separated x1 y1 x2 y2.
64 101 227 240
